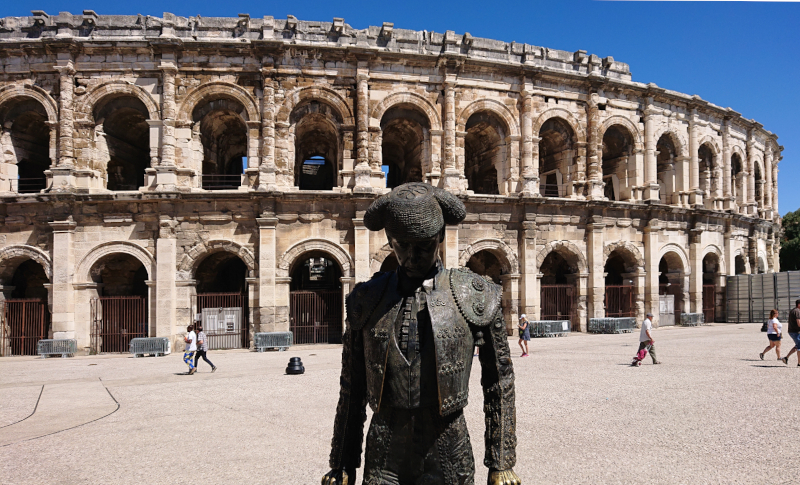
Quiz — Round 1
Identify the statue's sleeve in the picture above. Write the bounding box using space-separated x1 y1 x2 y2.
328 323 368 471
478 309 517 471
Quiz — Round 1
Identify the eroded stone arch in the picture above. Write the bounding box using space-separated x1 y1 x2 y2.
459 238 519 274
599 115 643 148
0 245 52 282
75 81 160 121
532 107 586 143
277 85 354 126
653 127 688 158
456 99 519 137
177 81 259 123
697 135 721 155
701 245 726 275
277 238 352 278
75 241 155 284
179 240 256 279
658 243 691 275
0 83 58 124
536 240 587 274
370 92 442 131
603 241 644 269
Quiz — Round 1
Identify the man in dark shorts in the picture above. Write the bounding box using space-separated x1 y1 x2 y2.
781 300 800 365
518 314 530 357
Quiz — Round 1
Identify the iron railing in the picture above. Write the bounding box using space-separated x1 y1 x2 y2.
678 313 705 326
201 174 242 190
528 320 570 338
1 299 49 356
254 332 293 351
290 290 342 344
12 177 47 194
129 337 170 357
37 339 77 358
197 293 248 349
605 285 635 318
588 317 637 334
540 285 576 331
92 296 147 353
702 285 716 323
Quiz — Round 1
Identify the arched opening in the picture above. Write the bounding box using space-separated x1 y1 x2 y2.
757 257 767 274
466 250 503 284
735 254 747 275
702 253 720 323
193 98 247 190
381 105 429 189
1 259 50 356
731 153 743 209
292 101 341 191
601 125 633 201
380 253 399 273
658 252 686 326
604 250 637 318
194 252 249 349
464 111 506 195
93 96 150 191
289 252 343 344
656 134 677 205
538 118 575 198
1 98 50 193
539 251 578 329
698 143 718 210
89 254 148 353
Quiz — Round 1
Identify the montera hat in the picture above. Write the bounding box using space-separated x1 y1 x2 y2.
363 182 466 239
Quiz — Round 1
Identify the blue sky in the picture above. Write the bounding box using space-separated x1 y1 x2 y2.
5 1 799 214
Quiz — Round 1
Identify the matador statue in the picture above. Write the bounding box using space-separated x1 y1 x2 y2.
322 182 520 485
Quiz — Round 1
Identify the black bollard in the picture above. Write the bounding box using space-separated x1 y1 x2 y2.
286 356 305 375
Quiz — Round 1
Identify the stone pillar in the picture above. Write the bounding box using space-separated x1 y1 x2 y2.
586 215 605 319
49 218 77 340
275 276 291 332
643 100 659 201
144 119 162 188
722 118 733 210
52 62 76 190
442 80 460 192
246 277 258 347
772 155 779 217
520 86 538 196
688 110 702 207
576 273 589 332
746 133 757 215
257 217 278 332
157 58 179 191
354 218 371 283
519 220 538 319
145 280 157 337
244 121 260 189
689 228 703 314
156 218 177 343
643 219 660 325
443 225 459 269
355 67 373 192
259 72 277 191
500 274 520 336
586 94 604 200
340 277 353 338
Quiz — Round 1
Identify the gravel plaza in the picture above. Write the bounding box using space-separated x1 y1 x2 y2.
1 323 798 485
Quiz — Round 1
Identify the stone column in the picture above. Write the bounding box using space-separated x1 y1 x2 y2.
157 57 179 191
519 220 538 319
144 119 163 188
500 274 520 336
746 133 757 215
643 219 660 325
688 110 703 207
575 273 589 332
246 277 258 347
353 217 371 283
586 94 604 200
275 276 291 332
722 118 733 210
442 80 460 192
354 67 373 192
586 215 605 319
520 86 538 196
443 225 459 269
257 217 278 332
689 228 703 314
258 70 277 191
643 99 659 201
156 218 177 344
763 147 773 217
772 155 779 217
49 218 77 340
51 62 76 190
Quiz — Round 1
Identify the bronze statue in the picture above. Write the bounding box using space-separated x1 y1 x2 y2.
322 183 520 485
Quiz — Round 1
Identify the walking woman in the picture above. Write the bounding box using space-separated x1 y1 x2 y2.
760 309 785 363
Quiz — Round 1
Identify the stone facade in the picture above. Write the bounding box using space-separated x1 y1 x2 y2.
0 12 783 350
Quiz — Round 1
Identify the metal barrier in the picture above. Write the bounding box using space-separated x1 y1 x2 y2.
254 332 293 352
529 320 570 338
678 313 705 326
588 317 637 334
37 339 77 358
129 337 171 357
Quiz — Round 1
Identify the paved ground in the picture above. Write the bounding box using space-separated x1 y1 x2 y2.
0 323 798 485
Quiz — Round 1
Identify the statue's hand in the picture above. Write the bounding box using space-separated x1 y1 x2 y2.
488 468 521 485
321 469 349 485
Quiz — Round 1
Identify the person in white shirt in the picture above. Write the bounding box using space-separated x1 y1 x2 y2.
760 309 784 363
183 325 197 375
638 312 661 364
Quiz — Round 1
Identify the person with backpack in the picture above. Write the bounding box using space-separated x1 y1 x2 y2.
780 300 800 365
760 309 784 363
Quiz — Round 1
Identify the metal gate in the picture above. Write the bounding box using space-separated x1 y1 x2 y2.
91 296 147 353
197 293 248 350
540 285 577 330
1 299 49 356
703 285 716 323
659 294 675 326
605 285 635 318
290 290 342 344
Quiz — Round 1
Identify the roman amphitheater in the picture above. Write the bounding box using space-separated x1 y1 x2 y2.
0 11 783 354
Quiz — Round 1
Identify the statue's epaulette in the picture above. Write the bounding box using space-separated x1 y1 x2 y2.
345 271 392 330
448 267 502 327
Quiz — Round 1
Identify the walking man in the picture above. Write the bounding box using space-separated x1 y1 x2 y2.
518 314 530 357
639 312 661 365
781 300 800 366
194 324 217 373
184 325 197 375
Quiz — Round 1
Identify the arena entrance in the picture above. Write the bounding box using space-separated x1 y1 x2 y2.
90 254 148 353
1 259 50 356
539 251 577 330
195 253 249 350
703 253 721 323
604 250 636 318
658 253 687 327
290 253 343 344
